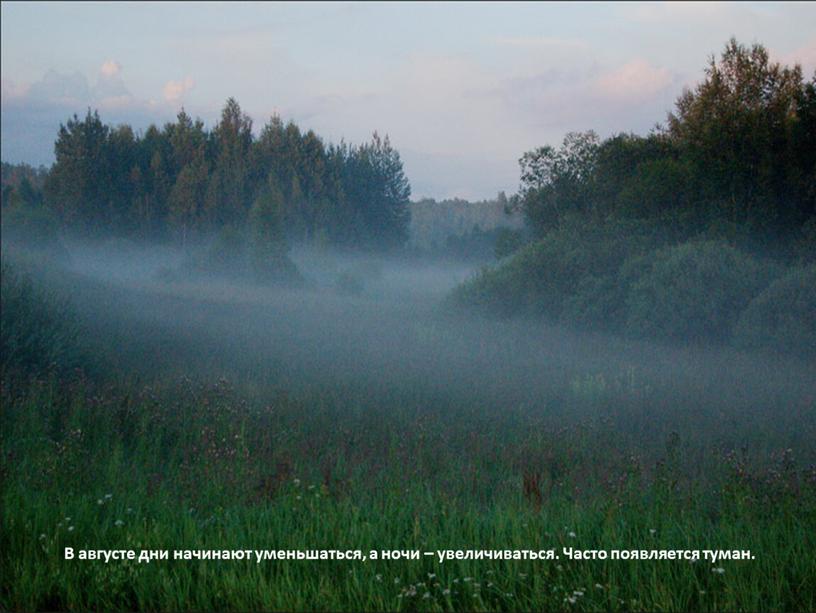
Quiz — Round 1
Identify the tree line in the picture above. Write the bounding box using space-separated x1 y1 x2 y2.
515 39 815 257
454 39 815 358
2 98 411 251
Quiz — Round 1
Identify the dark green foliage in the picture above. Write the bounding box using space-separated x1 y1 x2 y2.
623 241 778 342
667 39 815 240
248 178 301 284
560 255 653 333
0 258 83 380
43 109 113 231
733 265 816 358
29 100 412 250
493 227 527 259
454 231 798 352
517 39 815 248
454 39 814 357
452 218 662 319
519 131 600 234
0 200 66 261
613 156 698 228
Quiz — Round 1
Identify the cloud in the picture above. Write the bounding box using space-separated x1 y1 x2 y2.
163 76 195 103
1 66 187 166
595 59 675 102
94 60 131 104
26 69 92 107
100 60 122 78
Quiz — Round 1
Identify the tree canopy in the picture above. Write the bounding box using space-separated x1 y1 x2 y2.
5 99 412 253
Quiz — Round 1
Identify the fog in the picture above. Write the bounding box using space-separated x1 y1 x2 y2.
41 239 813 466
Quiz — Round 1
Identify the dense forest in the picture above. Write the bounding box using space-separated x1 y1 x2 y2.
454 39 816 358
2 98 412 262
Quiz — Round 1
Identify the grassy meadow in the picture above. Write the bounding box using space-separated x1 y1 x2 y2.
1 251 815 612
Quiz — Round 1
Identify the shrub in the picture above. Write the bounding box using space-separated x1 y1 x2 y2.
493 227 528 260
0 257 83 380
452 218 662 319
624 240 778 342
0 202 68 262
561 254 654 332
733 265 816 359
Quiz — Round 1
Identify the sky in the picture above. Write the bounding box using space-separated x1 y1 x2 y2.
2 2 815 200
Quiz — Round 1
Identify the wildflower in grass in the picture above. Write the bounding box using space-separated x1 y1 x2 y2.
443 589 451 596
565 596 577 604
296 495 302 500
105 493 112 499
126 507 133 514
115 519 124 527
68 526 74 532
428 572 436 579
573 590 584 597
97 499 103 505
463 577 472 582
423 592 430 599
39 533 46 540
649 528 657 535
65 517 71 522
595 583 604 590
568 531 577 538
712 567 725 574
519 573 527 578
375 574 382 582
293 478 301 486
394 577 400 584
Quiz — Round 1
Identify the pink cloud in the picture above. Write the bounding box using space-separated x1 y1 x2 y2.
100 60 122 78
163 76 195 103
595 59 674 102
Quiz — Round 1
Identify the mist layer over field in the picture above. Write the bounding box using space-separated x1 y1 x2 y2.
2 236 815 613
45 241 814 464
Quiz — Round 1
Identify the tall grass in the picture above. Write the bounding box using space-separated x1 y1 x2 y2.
2 369 815 611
